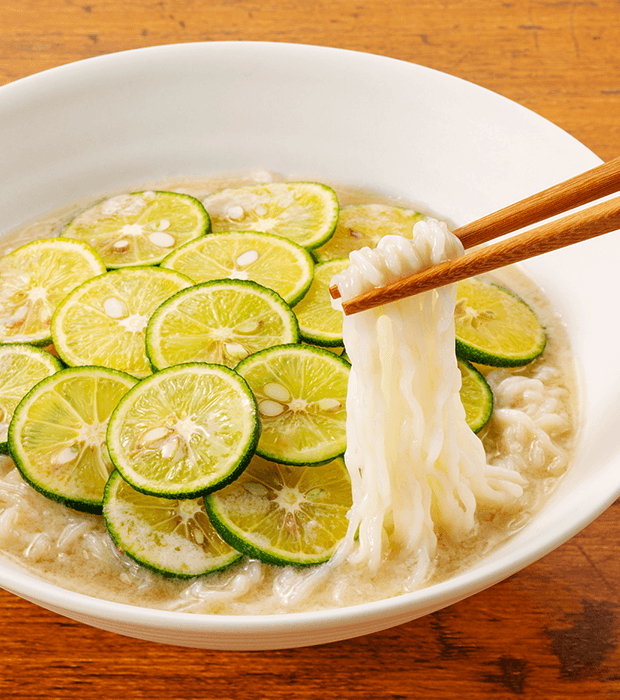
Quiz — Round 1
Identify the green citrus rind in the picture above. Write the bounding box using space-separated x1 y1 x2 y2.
64 190 210 268
107 362 260 499
145 279 300 371
455 277 546 367
161 230 314 306
8 366 137 513
202 182 339 250
458 359 494 434
236 344 350 466
103 470 242 578
0 237 106 345
205 455 352 566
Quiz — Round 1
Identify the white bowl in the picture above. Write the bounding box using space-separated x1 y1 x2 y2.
0 42 616 650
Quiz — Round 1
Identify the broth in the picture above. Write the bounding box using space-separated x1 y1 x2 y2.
0 171 578 614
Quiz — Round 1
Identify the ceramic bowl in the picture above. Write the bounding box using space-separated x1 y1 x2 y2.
0 42 616 650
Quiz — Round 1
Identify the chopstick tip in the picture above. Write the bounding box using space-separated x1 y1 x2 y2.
329 284 341 299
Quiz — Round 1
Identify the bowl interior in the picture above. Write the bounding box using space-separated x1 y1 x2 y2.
0 41 616 649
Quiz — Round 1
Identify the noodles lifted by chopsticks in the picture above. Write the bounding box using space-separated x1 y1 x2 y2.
273 219 526 606
330 219 526 582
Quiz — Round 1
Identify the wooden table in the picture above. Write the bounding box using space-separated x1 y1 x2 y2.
0 1 618 697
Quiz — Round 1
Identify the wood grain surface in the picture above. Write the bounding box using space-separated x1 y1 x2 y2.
1 1 619 697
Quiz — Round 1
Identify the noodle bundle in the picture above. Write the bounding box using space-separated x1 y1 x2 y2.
328 220 526 582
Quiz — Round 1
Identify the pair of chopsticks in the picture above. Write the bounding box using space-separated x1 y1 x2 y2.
330 155 620 315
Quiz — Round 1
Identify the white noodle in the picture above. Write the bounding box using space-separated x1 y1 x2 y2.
335 222 526 568
169 560 265 612
273 220 527 606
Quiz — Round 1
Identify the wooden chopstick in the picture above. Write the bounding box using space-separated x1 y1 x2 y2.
333 194 620 316
329 156 620 315
454 155 620 249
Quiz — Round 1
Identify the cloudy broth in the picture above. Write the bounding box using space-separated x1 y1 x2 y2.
0 171 578 614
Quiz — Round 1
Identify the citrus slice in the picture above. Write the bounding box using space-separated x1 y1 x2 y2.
458 359 494 434
312 203 424 262
202 182 339 250
294 259 349 346
455 277 546 367
161 230 314 305
107 363 259 499
103 470 242 578
0 238 106 344
51 267 192 378
146 280 300 371
236 345 350 465
0 345 63 453
303 343 345 356
9 366 137 513
205 455 352 566
64 191 210 268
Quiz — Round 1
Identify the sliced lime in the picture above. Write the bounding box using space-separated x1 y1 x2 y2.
458 359 494 433
312 203 424 262
107 363 259 499
236 345 350 465
64 191 210 268
0 238 106 345
294 259 349 347
9 366 137 513
303 343 345 356
455 277 546 367
161 230 314 306
146 280 299 371
51 267 192 378
202 182 339 250
103 471 242 578
0 345 63 453
205 455 352 566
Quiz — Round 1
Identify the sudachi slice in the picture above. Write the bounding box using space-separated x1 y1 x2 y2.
64 191 210 268
458 358 494 434
236 344 350 465
146 280 299 371
0 344 63 453
106 363 259 499
294 258 349 347
103 471 242 578
202 182 339 250
0 238 106 344
9 366 137 513
455 277 546 367
51 266 192 378
205 455 352 566
312 203 424 262
161 230 314 306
